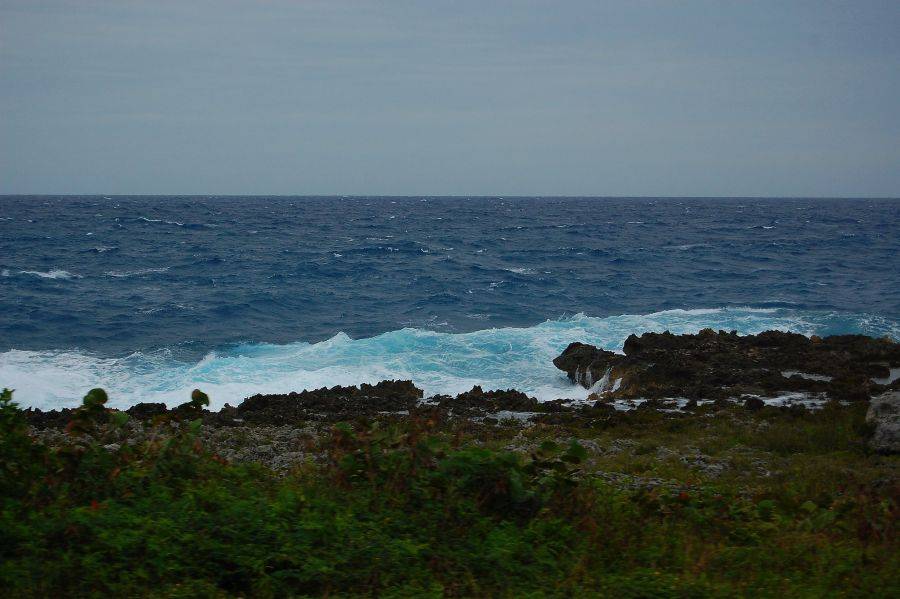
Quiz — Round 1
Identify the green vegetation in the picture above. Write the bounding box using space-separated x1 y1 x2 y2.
1 388 898 597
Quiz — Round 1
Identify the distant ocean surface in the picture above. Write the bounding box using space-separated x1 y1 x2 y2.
2 196 898 410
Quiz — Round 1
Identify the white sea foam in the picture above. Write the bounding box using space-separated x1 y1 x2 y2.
104 267 171 278
872 368 900 386
19 269 82 280
1 308 897 411
782 371 833 382
667 243 710 251
138 216 185 226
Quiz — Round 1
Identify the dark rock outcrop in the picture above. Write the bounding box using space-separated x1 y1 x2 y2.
437 386 540 416
126 403 168 420
552 343 620 387
553 329 900 402
743 397 765 412
22 407 76 429
235 380 424 424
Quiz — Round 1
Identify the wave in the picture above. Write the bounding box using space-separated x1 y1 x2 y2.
18 269 82 280
665 243 710 251
136 216 213 230
138 216 184 226
2 307 898 411
504 267 538 275
104 267 171 278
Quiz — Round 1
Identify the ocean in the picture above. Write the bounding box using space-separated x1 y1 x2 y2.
1 196 898 410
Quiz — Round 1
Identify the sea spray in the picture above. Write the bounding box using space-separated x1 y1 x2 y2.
2 307 898 411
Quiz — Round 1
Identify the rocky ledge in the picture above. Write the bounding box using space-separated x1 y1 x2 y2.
22 330 900 455
24 379 559 429
554 329 900 403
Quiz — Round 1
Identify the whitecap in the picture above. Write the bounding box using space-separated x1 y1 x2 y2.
504 267 537 275
104 267 171 278
666 243 709 251
2 307 897 411
138 216 185 226
19 269 82 280
139 303 193 315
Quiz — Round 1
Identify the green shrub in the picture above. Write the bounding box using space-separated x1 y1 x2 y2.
0 390 897 597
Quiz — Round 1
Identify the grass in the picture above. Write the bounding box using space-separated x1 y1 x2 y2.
1 388 898 597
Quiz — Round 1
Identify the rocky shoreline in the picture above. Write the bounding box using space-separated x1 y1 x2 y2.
9 330 899 595
22 329 900 463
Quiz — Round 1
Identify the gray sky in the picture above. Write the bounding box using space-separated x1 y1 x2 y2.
1 1 898 196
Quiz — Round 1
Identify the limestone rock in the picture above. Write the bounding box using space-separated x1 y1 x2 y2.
867 391 900 454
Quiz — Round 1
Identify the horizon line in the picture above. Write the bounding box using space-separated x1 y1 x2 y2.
1 194 899 200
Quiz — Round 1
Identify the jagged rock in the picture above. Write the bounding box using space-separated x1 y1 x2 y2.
637 398 670 411
552 343 620 387
237 380 424 424
22 407 76 429
867 391 900 454
553 330 900 402
439 385 539 415
127 403 168 420
744 397 765 412
538 399 573 413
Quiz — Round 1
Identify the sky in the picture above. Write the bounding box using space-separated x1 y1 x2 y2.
1 0 899 197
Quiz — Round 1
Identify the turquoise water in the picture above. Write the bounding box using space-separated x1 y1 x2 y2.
3 307 897 409
1 197 898 408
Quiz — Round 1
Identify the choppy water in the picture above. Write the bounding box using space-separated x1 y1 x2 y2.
1 196 898 409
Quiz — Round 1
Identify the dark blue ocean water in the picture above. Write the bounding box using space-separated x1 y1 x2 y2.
1 196 898 409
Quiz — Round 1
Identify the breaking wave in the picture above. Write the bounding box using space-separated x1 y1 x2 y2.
17 269 82 280
2 307 897 411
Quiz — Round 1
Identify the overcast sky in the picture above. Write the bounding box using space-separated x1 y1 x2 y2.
1 1 898 196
